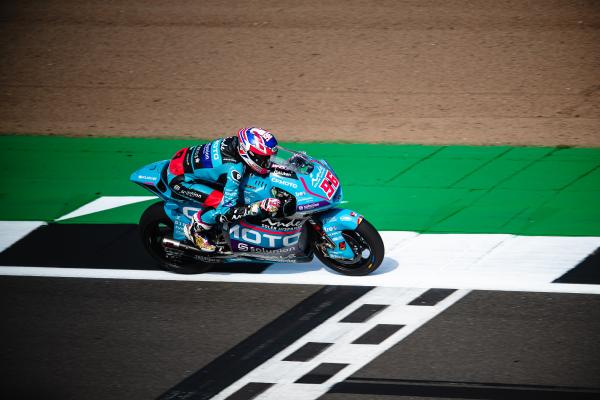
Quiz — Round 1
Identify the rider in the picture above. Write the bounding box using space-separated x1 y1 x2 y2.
167 127 282 252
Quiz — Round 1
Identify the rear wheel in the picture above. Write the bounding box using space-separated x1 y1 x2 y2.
313 219 384 276
139 202 212 274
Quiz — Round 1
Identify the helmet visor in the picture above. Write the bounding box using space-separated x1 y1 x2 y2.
249 150 274 170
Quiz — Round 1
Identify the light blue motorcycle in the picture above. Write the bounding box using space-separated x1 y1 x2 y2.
130 147 384 275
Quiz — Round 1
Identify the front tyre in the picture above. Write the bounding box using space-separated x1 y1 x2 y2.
139 202 212 274
313 219 385 276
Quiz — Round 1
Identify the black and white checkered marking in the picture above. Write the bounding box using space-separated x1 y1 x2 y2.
213 287 467 400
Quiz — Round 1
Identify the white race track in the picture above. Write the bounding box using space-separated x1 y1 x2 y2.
1 196 599 294
1 221 599 294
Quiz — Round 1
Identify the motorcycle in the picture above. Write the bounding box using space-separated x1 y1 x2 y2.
130 147 384 275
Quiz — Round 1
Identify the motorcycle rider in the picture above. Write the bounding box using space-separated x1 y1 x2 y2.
167 127 281 252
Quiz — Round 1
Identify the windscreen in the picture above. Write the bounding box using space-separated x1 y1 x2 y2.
269 146 313 174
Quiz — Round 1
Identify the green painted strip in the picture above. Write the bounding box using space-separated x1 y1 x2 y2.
1 135 599 236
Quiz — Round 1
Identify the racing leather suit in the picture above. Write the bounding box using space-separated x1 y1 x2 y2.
166 136 247 226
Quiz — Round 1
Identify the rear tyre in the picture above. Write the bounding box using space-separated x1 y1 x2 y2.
313 219 385 276
139 202 212 274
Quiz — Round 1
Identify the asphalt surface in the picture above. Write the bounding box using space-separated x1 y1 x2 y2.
324 291 600 399
1 277 599 400
351 290 600 388
0 277 321 400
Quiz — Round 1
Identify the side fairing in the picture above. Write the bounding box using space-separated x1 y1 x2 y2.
164 201 201 241
229 220 301 248
295 160 342 212
240 158 342 214
228 220 310 260
241 174 273 204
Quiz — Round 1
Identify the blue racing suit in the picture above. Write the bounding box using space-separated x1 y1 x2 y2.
166 136 245 225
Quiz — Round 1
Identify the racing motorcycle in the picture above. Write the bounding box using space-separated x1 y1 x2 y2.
130 147 384 275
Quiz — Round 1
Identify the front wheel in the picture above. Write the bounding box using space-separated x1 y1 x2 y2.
313 219 385 276
139 202 212 274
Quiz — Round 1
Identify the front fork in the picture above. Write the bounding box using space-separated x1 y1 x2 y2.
307 218 336 251
311 209 364 260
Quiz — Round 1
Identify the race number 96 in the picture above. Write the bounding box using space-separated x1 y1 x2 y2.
319 171 340 199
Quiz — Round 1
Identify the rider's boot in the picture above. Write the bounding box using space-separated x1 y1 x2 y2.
184 211 216 252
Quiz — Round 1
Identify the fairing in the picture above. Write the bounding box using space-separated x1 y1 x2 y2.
131 150 362 263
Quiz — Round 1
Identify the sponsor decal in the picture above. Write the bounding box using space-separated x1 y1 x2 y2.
230 224 301 248
298 202 319 211
235 242 295 254
178 188 205 201
271 167 297 179
192 143 214 169
137 175 158 181
271 177 298 189
211 140 221 162
270 163 286 170
262 217 305 231
311 165 326 187
223 188 238 206
297 200 330 211
192 146 200 165
231 170 242 183
340 215 354 221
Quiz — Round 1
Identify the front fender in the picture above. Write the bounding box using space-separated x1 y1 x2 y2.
315 208 363 259
317 208 363 231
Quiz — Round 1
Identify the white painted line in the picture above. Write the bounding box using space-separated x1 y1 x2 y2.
210 287 470 400
54 196 155 221
1 266 599 294
0 221 46 252
1 223 598 294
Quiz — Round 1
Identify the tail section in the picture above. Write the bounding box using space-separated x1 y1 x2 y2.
130 160 170 199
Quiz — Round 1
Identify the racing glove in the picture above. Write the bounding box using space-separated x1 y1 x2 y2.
259 198 281 213
247 198 281 215
218 198 281 223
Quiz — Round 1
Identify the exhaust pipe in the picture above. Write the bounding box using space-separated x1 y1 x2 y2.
161 237 204 254
162 237 232 256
